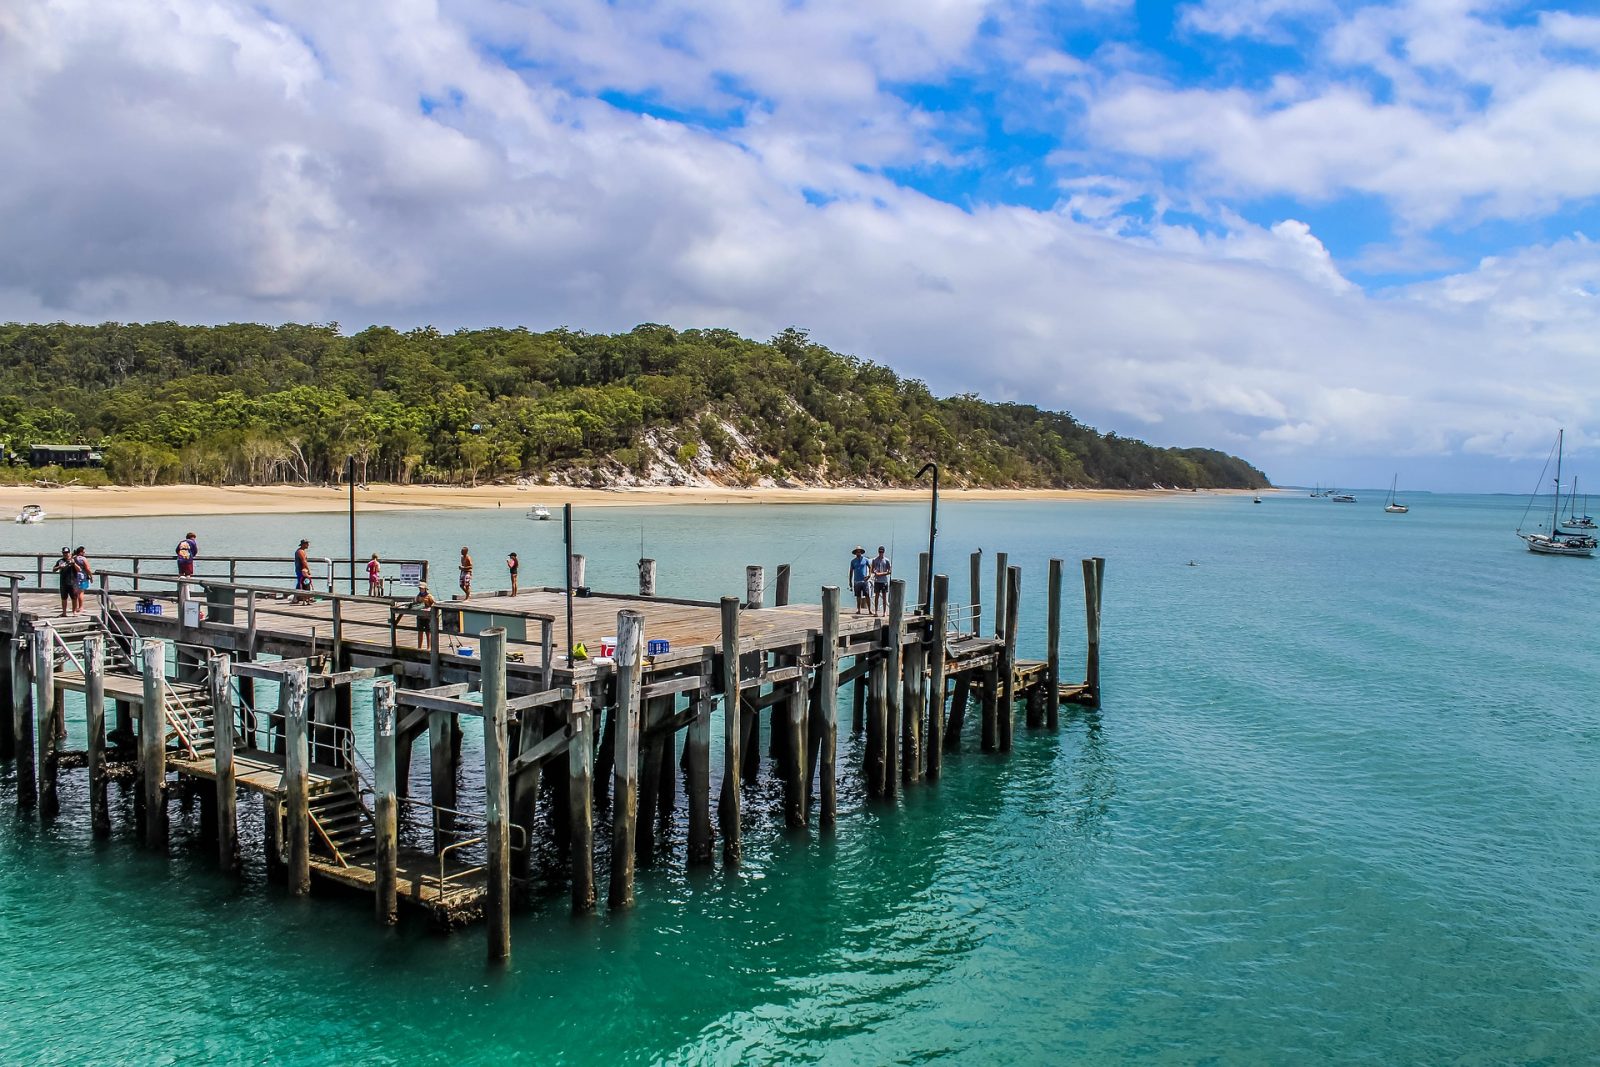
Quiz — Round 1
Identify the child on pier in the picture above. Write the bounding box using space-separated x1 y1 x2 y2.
414 582 437 648
367 553 382 596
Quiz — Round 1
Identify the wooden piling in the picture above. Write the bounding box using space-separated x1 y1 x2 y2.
866 652 887 795
209 653 236 872
718 596 742 866
783 665 807 828
999 565 1021 753
1083 556 1104 708
8 639 32 801
638 557 656 596
283 664 311 896
883 580 905 800
33 625 57 819
637 695 666 863
569 553 587 589
902 621 923 785
819 586 840 829
430 711 457 819
852 672 865 736
993 551 1009 639
608 609 644 909
944 674 970 752
0 640 11 763
745 565 765 609
138 639 167 849
1046 558 1063 729
481 628 511 962
569 670 597 913
373 679 399 925
85 634 109 837
980 665 999 753
687 654 714 865
970 551 983 635
926 574 948 778
774 563 791 607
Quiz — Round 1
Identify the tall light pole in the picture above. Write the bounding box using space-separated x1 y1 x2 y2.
916 462 939 613
347 455 356 595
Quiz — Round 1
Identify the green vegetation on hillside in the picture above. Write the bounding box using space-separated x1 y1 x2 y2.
0 321 1269 489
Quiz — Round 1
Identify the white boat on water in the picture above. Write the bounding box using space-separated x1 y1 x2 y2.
1518 430 1596 557
1561 476 1596 532
1384 475 1408 514
14 504 44 524
1331 492 1357 503
527 505 551 521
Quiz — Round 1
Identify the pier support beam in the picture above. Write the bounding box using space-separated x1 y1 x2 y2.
718 597 742 866
608 610 644 910
482 628 511 963
774 564 791 607
13 636 36 812
999 565 1021 753
1083 556 1105 708
209 653 236 872
1046 559 1063 730
818 586 840 829
33 625 58 819
970 551 983 636
0 640 12 761
86 635 109 837
926 574 948 778
883 581 904 800
373 680 399 925
866 651 887 795
945 675 970 752
283 664 311 896
637 696 667 863
569 670 597 913
745 566 765 610
138 639 167 848
569 553 587 590
783 665 807 828
993 551 1008 640
980 662 999 753
687 655 714 865
429 712 457 831
902 618 924 785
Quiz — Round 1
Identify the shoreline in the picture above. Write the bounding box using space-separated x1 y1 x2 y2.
0 482 1269 520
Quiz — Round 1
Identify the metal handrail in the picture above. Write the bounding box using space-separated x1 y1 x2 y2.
397 796 527 892
0 551 432 595
43 625 85 674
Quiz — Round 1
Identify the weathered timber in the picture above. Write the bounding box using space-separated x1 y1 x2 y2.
482 628 511 963
1084 556 1105 708
210 653 237 872
926 574 948 778
819 586 840 829
687 653 713 865
373 679 399 925
10 638 34 811
999 565 1021 753
718 597 741 866
138 639 167 848
608 609 644 909
1046 558 1063 730
34 625 57 819
569 668 597 913
883 581 905 800
86 635 110 837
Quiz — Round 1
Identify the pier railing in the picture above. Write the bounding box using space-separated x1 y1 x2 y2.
0 552 430 596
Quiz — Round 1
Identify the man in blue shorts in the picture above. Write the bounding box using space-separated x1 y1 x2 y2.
849 546 870 615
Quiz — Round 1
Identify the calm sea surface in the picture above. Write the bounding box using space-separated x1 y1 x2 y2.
3 491 1598 1063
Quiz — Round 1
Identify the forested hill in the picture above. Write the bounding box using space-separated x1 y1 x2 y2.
0 322 1269 490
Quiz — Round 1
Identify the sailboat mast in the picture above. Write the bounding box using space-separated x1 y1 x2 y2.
1553 429 1564 532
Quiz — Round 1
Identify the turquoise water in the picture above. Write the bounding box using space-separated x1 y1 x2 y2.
3 492 1599 1063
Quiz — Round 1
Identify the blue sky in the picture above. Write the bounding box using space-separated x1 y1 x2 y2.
2 0 1599 490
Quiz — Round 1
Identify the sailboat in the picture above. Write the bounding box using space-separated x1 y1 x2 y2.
1518 430 1596 557
1561 476 1596 532
1384 475 1408 514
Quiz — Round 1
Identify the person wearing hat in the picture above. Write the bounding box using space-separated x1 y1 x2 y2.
292 539 314 604
51 547 77 615
848 546 871 615
412 581 436 649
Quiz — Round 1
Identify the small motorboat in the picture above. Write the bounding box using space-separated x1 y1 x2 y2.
14 504 44 524
1252 495 1262 504
527 505 551 521
1331 493 1357 503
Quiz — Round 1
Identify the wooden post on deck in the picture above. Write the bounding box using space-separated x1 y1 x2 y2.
209 653 237 872
819 585 840 829
609 609 644 909
481 628 511 962
33 625 57 819
884 580 905 800
999 566 1021 752
373 679 399 925
569 553 587 589
138 639 167 848
1084 556 1104 708
569 669 597 913
745 566 765 609
718 596 742 866
11 637 33 812
970 551 983 636
638 558 656 597
993 551 1009 640
774 563 791 607
926 574 948 779
283 664 311 896
1046 558 1063 729
687 654 714 864
85 635 109 838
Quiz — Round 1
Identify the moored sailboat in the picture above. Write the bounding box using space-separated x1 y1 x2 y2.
1384 475 1408 514
1518 430 1596 557
1561 476 1595 532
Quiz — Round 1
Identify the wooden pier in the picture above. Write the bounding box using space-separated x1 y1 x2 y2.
1 540 1104 963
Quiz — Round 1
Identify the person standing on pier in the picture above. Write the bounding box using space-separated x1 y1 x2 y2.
413 581 437 648
459 546 474 600
870 545 892 616
507 551 519 596
367 553 383 596
52 547 76 615
292 539 315 604
72 546 92 613
849 546 871 615
175 531 198 578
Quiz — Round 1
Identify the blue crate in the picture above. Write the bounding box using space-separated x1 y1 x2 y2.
646 638 670 656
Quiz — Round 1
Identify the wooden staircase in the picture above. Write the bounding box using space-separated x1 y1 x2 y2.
308 783 377 869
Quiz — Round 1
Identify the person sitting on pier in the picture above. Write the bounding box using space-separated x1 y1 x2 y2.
849 546 871 615
367 552 382 596
459 546 474 601
413 581 437 648
292 539 315 604
870 546 892 616
52 547 76 616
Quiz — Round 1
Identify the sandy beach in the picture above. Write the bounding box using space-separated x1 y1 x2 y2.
0 482 1261 520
